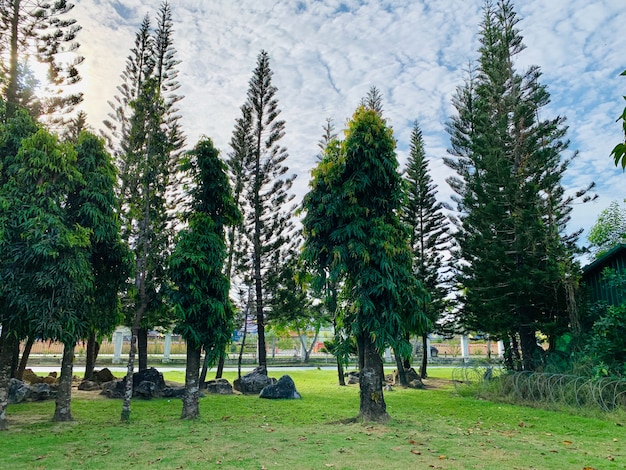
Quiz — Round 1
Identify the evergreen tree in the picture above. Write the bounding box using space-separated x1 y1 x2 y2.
0 119 92 427
401 121 452 378
587 200 626 257
67 132 130 381
302 104 426 421
0 0 83 121
105 3 185 375
170 138 240 419
445 0 588 370
235 50 296 371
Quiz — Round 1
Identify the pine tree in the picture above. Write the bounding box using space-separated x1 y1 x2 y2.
445 0 588 370
104 3 185 395
401 121 452 378
235 50 296 371
0 1 83 122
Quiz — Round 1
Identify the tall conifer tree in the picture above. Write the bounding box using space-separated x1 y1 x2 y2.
234 50 296 372
401 121 452 378
445 0 588 370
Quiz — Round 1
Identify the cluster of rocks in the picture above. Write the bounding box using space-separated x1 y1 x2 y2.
9 378 57 404
344 367 425 390
100 367 185 399
232 366 301 399
9 365 302 403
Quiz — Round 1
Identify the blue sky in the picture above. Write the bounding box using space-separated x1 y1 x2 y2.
72 0 626 260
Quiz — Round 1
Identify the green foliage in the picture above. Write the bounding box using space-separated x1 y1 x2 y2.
0 1 84 121
169 138 240 351
68 131 131 338
445 0 583 370
587 200 626 257
401 121 452 339
302 105 427 354
232 50 297 367
0 120 92 343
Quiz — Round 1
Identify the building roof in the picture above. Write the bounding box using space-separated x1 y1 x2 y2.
582 243 626 278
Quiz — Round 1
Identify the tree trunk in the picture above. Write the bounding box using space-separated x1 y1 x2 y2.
16 336 34 381
519 325 537 371
255 276 267 370
336 357 346 386
394 353 408 387
510 333 522 371
84 331 99 380
10 339 19 379
502 337 514 371
403 332 411 370
199 350 210 387
6 2 19 118
215 353 225 379
358 335 389 422
121 332 137 422
182 344 201 419
0 329 16 431
420 334 428 379
53 342 75 422
138 327 148 371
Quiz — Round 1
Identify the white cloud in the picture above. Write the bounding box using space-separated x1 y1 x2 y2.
70 0 626 258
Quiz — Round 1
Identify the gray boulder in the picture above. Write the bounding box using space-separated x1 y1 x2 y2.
94 368 116 384
347 371 360 385
78 380 101 391
8 378 31 404
233 366 276 395
259 375 301 399
205 378 233 395
30 383 56 401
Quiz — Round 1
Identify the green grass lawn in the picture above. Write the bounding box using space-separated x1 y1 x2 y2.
1 368 624 469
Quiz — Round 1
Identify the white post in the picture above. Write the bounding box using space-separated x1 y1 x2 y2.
461 335 470 362
426 336 432 360
162 333 172 363
498 340 505 358
112 330 123 364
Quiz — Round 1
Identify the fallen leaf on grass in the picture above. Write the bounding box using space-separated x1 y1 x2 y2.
582 467 597 470
391 446 403 451
438 455 447 460
563 440 573 445
221 416 231 421
410 450 422 455
298 436 307 441
607 456 615 461
325 465 334 468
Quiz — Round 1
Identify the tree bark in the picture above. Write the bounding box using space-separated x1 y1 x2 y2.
0 329 16 431
121 332 137 422
138 327 148 371
10 338 19 379
16 336 34 381
215 352 225 379
394 353 408 387
53 342 75 422
420 334 428 379
181 344 201 419
336 357 346 386
84 332 99 380
519 325 537 371
199 350 210 387
358 334 389 422
403 332 411 370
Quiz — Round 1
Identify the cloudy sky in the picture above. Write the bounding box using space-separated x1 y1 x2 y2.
70 0 625 261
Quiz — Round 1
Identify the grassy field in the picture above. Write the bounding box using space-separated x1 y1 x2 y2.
1 367 624 469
